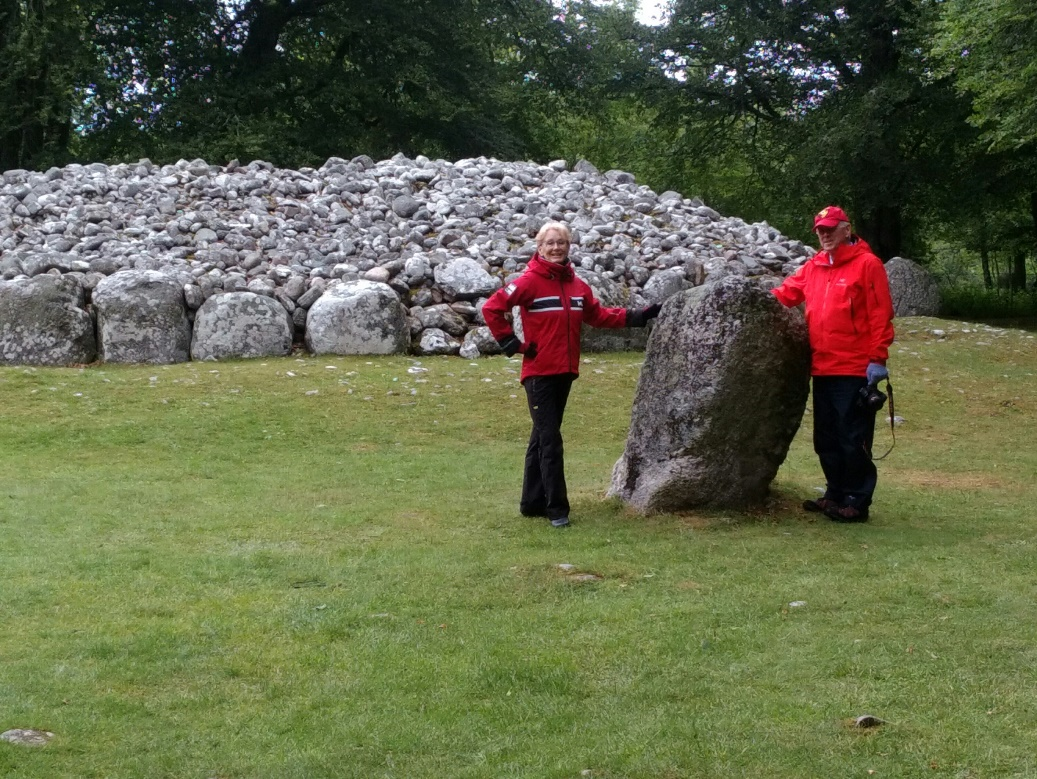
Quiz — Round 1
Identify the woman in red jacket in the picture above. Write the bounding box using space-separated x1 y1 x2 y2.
483 221 659 528
772 206 895 523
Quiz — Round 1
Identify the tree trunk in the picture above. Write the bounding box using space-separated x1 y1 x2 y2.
238 0 333 70
238 0 293 69
1011 251 1027 291
0 0 75 170
859 204 902 261
1031 189 1037 248
980 221 993 289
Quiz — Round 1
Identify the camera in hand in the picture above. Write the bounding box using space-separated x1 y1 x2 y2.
857 382 887 412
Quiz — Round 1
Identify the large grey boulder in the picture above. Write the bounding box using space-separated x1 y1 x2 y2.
93 270 191 364
885 256 940 317
432 258 501 301
413 303 467 337
305 279 408 355
0 254 24 279
642 267 688 303
459 325 501 359
609 276 811 512
416 327 461 355
190 292 294 361
21 252 90 277
0 275 96 365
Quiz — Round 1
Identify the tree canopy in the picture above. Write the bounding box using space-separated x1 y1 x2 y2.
0 0 1035 289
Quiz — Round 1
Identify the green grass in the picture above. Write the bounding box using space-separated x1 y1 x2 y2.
2 318 1036 778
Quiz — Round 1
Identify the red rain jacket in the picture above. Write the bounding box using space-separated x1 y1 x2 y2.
772 237 895 377
482 254 629 382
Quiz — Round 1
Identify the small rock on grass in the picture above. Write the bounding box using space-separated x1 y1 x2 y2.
853 714 885 728
1 729 55 747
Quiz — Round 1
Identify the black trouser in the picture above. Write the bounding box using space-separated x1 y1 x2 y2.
520 373 575 521
812 376 878 511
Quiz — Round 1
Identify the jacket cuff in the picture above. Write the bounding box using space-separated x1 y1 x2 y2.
496 334 521 356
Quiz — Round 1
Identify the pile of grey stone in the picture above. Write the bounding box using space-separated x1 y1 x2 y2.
0 154 816 366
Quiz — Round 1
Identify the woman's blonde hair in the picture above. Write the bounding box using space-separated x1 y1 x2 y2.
535 221 572 246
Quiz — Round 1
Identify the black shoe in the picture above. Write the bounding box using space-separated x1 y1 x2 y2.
803 497 840 513
823 504 869 523
550 517 570 528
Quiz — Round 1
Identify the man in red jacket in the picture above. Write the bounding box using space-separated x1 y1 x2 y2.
772 206 895 523
483 221 660 528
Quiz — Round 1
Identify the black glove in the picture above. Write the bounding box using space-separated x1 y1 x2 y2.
626 303 662 328
497 334 521 357
524 341 538 360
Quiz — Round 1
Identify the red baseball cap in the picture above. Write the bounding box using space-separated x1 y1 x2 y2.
813 205 849 230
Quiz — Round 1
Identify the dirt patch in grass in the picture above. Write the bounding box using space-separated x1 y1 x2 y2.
394 510 436 529
676 514 717 530
896 469 1008 491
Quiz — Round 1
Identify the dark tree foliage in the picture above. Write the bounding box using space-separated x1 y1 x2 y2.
74 0 613 167
0 0 94 170
932 0 1037 283
650 0 975 259
2 0 1033 294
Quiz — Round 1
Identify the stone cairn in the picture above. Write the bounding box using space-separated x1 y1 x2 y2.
0 155 814 365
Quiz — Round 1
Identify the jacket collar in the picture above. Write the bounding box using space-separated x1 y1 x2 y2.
528 252 574 280
811 235 873 267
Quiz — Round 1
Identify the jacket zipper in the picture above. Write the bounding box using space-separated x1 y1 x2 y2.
560 274 573 373
820 268 832 355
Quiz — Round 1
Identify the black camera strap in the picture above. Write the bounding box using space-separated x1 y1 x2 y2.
871 379 895 460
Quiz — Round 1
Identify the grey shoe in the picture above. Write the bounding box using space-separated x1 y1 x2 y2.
550 517 570 528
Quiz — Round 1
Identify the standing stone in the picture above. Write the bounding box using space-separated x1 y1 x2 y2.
0 275 96 365
609 276 811 512
190 292 294 361
93 270 191 364
885 256 940 317
305 280 408 355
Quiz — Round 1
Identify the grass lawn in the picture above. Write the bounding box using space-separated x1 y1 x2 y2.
2 316 1036 778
